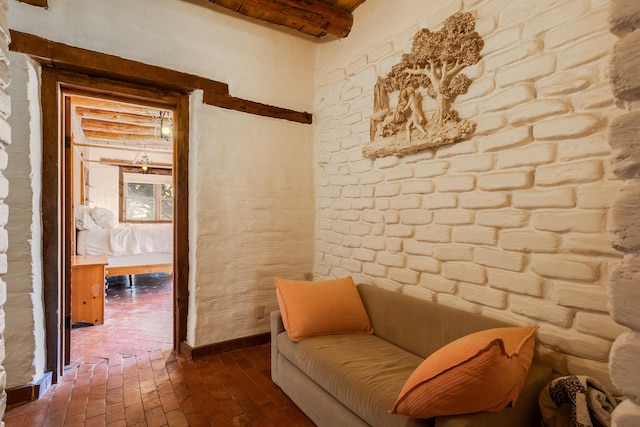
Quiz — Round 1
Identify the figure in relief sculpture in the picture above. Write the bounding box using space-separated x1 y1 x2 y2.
364 12 484 159
403 86 428 142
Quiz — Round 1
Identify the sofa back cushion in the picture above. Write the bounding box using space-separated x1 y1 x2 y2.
357 284 510 358
390 325 538 418
275 277 374 342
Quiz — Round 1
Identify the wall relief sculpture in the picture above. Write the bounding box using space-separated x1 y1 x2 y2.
363 12 484 159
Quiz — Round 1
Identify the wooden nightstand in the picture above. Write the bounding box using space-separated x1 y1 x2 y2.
71 254 108 325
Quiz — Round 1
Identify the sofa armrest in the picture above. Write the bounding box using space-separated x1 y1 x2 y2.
271 309 285 335
270 310 285 382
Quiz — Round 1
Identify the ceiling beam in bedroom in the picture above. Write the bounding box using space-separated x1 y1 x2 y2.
74 105 159 125
80 118 155 136
72 140 173 154
81 157 173 169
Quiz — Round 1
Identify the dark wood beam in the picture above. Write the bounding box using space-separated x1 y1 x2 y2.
9 31 229 95
208 0 353 38
10 30 313 124
203 92 312 124
16 0 48 7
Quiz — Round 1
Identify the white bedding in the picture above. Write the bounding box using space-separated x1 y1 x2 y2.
77 224 173 256
77 228 111 255
109 224 173 255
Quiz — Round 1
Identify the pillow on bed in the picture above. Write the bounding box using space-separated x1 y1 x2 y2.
91 207 118 229
75 205 101 231
390 325 538 419
274 276 373 342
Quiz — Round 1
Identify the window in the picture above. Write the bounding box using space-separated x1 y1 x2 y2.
120 168 173 223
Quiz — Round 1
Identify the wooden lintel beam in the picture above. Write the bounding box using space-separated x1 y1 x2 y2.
16 0 48 7
202 92 312 124
11 30 312 124
9 30 229 95
209 0 353 38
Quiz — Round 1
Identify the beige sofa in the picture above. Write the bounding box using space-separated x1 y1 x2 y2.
271 283 553 427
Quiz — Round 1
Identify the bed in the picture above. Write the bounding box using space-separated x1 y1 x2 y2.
76 224 173 278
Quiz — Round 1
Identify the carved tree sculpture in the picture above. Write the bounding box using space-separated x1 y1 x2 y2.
363 12 484 159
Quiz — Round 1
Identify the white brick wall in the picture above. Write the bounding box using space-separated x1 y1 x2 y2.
314 0 624 391
0 0 7 417
608 1 640 422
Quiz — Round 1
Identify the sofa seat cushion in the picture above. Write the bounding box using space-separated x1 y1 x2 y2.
277 331 434 427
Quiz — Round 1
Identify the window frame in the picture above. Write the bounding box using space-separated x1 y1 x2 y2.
119 166 173 224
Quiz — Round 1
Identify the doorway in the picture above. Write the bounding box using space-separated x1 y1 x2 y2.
40 68 190 383
66 92 176 364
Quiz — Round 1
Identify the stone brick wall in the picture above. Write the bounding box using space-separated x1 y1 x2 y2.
0 0 9 418
314 0 625 388
607 0 640 423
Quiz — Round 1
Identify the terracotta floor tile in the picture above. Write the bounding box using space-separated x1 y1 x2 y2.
62 411 86 426
41 408 66 427
84 414 107 427
160 393 182 414
85 398 106 419
124 402 146 425
104 402 125 424
143 405 168 426
207 412 235 426
141 389 162 412
185 411 211 427
3 273 313 427
164 408 189 426
122 388 142 408
218 397 244 418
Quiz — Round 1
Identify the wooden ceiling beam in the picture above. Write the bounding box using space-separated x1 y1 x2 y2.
75 106 151 123
73 141 172 154
74 106 159 123
208 0 354 38
80 118 155 135
81 129 167 142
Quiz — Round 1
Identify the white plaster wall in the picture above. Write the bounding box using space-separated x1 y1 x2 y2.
314 0 624 390
6 0 315 358
188 91 314 346
86 164 120 217
4 53 45 389
0 0 10 416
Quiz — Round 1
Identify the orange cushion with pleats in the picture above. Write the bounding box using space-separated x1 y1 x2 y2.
390 326 538 418
274 276 373 342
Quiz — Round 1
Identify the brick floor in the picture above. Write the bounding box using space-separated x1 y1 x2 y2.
3 274 314 427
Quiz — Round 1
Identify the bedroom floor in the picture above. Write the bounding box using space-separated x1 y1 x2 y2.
3 274 313 427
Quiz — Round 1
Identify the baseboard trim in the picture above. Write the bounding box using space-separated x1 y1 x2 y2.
6 371 53 406
180 332 270 361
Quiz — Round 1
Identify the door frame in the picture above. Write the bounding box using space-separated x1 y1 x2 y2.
41 67 190 382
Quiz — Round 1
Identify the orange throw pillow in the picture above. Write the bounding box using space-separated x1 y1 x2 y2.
390 326 538 418
274 276 374 342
